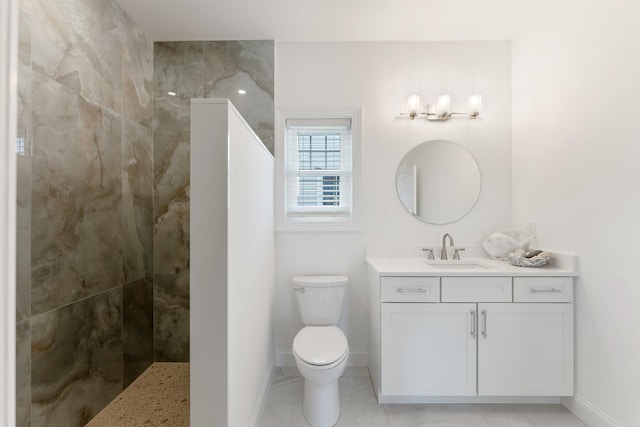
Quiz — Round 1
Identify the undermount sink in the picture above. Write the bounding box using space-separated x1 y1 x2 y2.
423 260 490 269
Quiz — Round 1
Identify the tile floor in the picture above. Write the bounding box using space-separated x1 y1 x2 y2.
260 367 588 427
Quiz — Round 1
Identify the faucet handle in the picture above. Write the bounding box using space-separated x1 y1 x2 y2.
452 247 466 260
422 248 435 260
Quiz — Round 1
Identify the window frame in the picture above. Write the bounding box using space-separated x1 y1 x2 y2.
275 107 362 232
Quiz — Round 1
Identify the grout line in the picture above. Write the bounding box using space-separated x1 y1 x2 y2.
473 404 493 427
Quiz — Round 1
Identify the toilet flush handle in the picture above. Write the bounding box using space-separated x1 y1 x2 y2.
293 287 306 293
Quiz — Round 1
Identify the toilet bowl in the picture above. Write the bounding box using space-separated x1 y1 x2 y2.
293 325 349 427
292 276 349 427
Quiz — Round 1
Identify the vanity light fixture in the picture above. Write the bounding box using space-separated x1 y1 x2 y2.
402 94 483 121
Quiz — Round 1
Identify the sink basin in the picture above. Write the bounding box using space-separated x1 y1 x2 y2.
424 260 490 269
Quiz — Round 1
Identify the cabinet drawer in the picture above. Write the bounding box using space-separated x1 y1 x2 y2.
441 277 512 302
381 277 440 302
513 277 573 302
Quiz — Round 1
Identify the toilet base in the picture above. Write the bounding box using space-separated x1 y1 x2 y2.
302 379 340 427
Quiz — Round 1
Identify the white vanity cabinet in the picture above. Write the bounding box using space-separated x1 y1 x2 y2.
477 302 573 396
381 302 477 396
368 268 575 403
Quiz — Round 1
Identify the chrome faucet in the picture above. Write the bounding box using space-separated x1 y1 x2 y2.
440 233 454 260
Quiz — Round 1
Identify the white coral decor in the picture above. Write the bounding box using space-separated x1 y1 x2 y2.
482 229 534 260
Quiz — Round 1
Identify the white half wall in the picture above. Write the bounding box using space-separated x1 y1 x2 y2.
191 100 230 426
190 99 275 426
275 41 512 364
227 102 275 427
0 0 17 425
511 3 640 426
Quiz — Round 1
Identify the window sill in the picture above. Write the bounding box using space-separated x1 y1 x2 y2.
275 221 362 232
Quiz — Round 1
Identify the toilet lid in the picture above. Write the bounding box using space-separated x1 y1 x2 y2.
293 326 348 366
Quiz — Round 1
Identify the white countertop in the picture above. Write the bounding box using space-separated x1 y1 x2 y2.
366 256 578 277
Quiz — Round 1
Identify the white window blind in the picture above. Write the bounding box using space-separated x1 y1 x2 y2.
285 118 352 218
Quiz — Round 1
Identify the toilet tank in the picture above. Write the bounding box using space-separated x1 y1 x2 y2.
293 276 348 326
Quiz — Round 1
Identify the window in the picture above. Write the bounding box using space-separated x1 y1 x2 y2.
276 108 361 230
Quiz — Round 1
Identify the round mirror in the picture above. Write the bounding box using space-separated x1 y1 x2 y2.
396 140 481 224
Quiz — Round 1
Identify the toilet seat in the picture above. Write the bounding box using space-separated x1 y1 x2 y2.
293 326 348 367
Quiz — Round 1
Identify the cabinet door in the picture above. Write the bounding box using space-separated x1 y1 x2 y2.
381 303 477 396
478 303 573 396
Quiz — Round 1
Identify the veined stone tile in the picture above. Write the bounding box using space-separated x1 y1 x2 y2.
153 131 190 275
16 60 32 323
153 130 190 221
205 70 274 133
203 41 274 99
203 41 274 146
16 320 31 427
154 272 190 362
339 376 377 404
123 278 153 387
16 154 31 322
123 120 153 283
31 0 123 111
31 287 124 427
154 42 204 132
267 377 304 405
256 129 274 155
121 12 153 128
259 402 294 427
18 0 31 68
384 404 489 426
30 74 124 315
474 404 587 427
153 198 190 275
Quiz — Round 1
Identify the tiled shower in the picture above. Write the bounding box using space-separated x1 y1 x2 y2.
15 0 273 425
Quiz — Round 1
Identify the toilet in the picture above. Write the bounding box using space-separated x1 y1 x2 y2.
292 276 349 427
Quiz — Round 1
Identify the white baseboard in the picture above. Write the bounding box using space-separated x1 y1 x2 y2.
276 349 368 368
380 396 560 404
561 395 622 427
249 360 276 427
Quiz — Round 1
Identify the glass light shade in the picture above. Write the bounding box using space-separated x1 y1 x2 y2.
435 94 451 116
406 94 421 118
468 94 483 117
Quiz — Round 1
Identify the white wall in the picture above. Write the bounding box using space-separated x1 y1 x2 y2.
512 3 640 426
275 41 512 364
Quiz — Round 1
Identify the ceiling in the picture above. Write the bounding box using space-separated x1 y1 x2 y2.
114 0 557 42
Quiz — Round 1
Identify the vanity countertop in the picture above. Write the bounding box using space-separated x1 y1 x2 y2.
366 256 578 277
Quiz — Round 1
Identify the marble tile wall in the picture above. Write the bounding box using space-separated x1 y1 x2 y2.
16 7 274 423
16 0 154 425
152 41 274 362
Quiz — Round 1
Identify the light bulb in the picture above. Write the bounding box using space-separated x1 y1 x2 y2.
435 94 451 118
468 94 482 118
406 94 421 119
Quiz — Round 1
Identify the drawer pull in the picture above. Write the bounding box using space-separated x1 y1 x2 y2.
396 287 427 293
481 310 487 339
530 288 562 293
470 310 477 339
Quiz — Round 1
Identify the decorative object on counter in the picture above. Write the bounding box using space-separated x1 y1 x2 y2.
482 229 533 260
506 249 552 268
